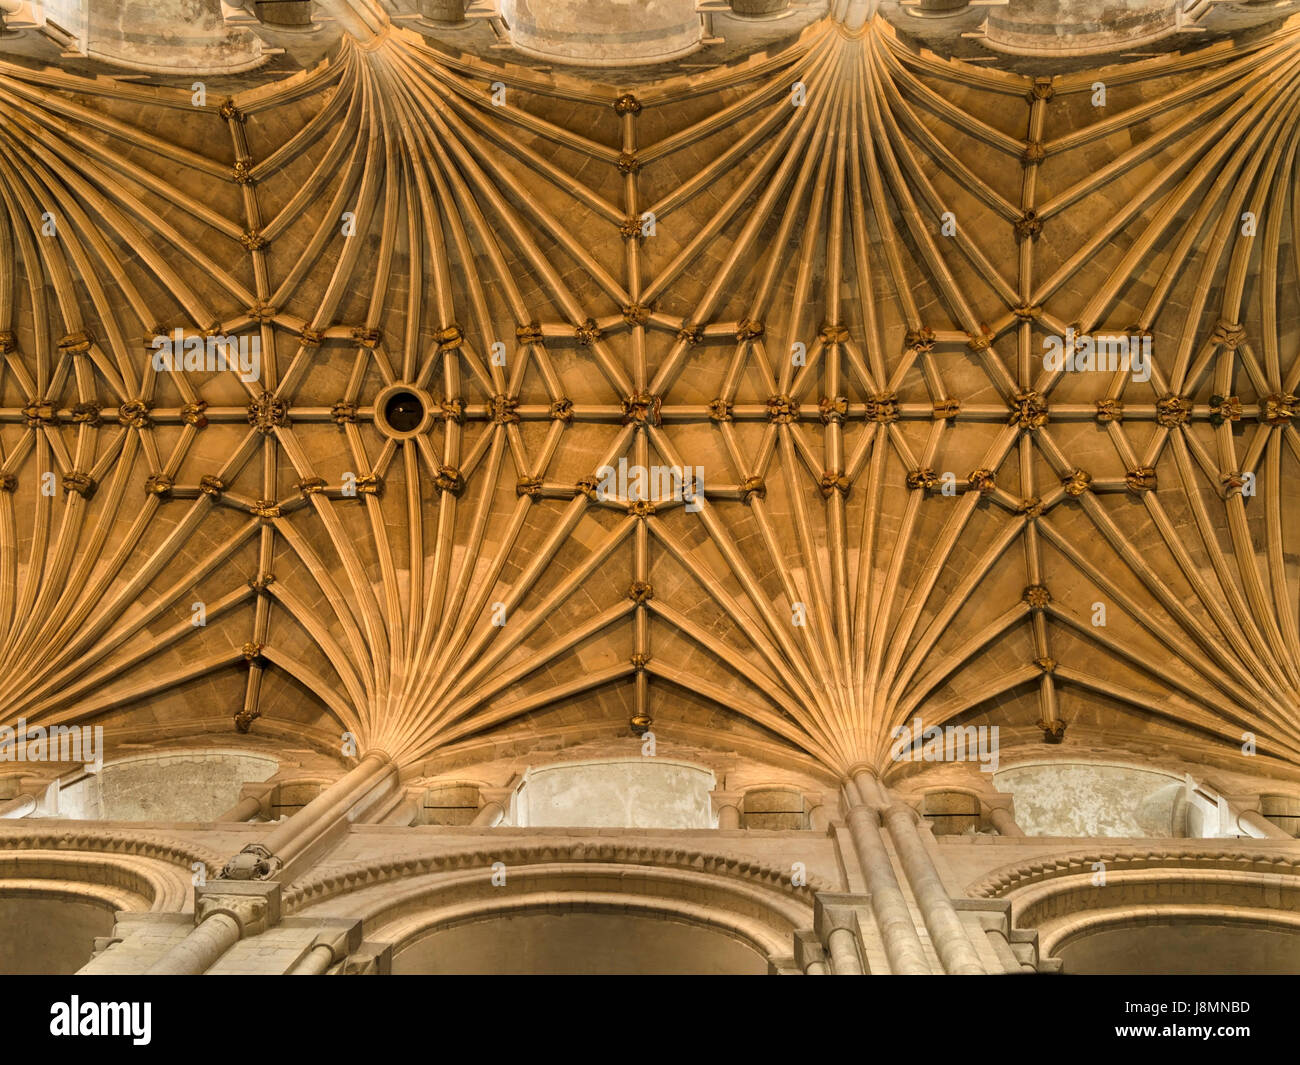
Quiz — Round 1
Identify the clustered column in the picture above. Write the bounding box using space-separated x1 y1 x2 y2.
843 767 988 974
842 772 931 974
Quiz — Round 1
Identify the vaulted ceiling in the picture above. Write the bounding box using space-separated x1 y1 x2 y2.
1 8 1298 782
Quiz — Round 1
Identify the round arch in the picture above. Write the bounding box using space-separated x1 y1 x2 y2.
969 846 1300 974
289 843 819 973
0 831 213 973
390 896 774 975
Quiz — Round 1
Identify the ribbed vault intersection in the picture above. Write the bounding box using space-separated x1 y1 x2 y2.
0 12 1298 785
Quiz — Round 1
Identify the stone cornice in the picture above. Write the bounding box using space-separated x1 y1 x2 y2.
283 840 832 911
0 826 226 872
969 845 1300 898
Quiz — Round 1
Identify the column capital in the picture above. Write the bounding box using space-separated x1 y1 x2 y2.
1224 793 1265 813
980 792 1016 814
710 790 744 829
804 792 834 831
302 918 363 962
236 780 277 817
471 787 514 826
843 762 879 781
813 893 870 933
478 786 514 805
195 880 280 936
883 799 922 825
792 929 827 972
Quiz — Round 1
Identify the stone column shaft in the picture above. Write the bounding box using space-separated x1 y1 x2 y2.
290 943 336 975
710 790 744 829
379 796 421 826
843 785 930 974
313 0 387 37
987 805 1024 837
1236 808 1291 840
827 927 865 975
471 785 515 827
471 800 505 827
147 913 241 976
146 882 278 975
223 751 393 877
0 794 36 818
877 799 985 975
842 0 877 29
217 794 263 823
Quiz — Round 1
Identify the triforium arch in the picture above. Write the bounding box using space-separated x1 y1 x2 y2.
288 842 819 973
0 0 1297 975
968 846 1300 974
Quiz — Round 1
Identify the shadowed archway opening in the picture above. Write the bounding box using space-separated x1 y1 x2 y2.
1055 917 1300 975
393 909 768 975
0 892 116 974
